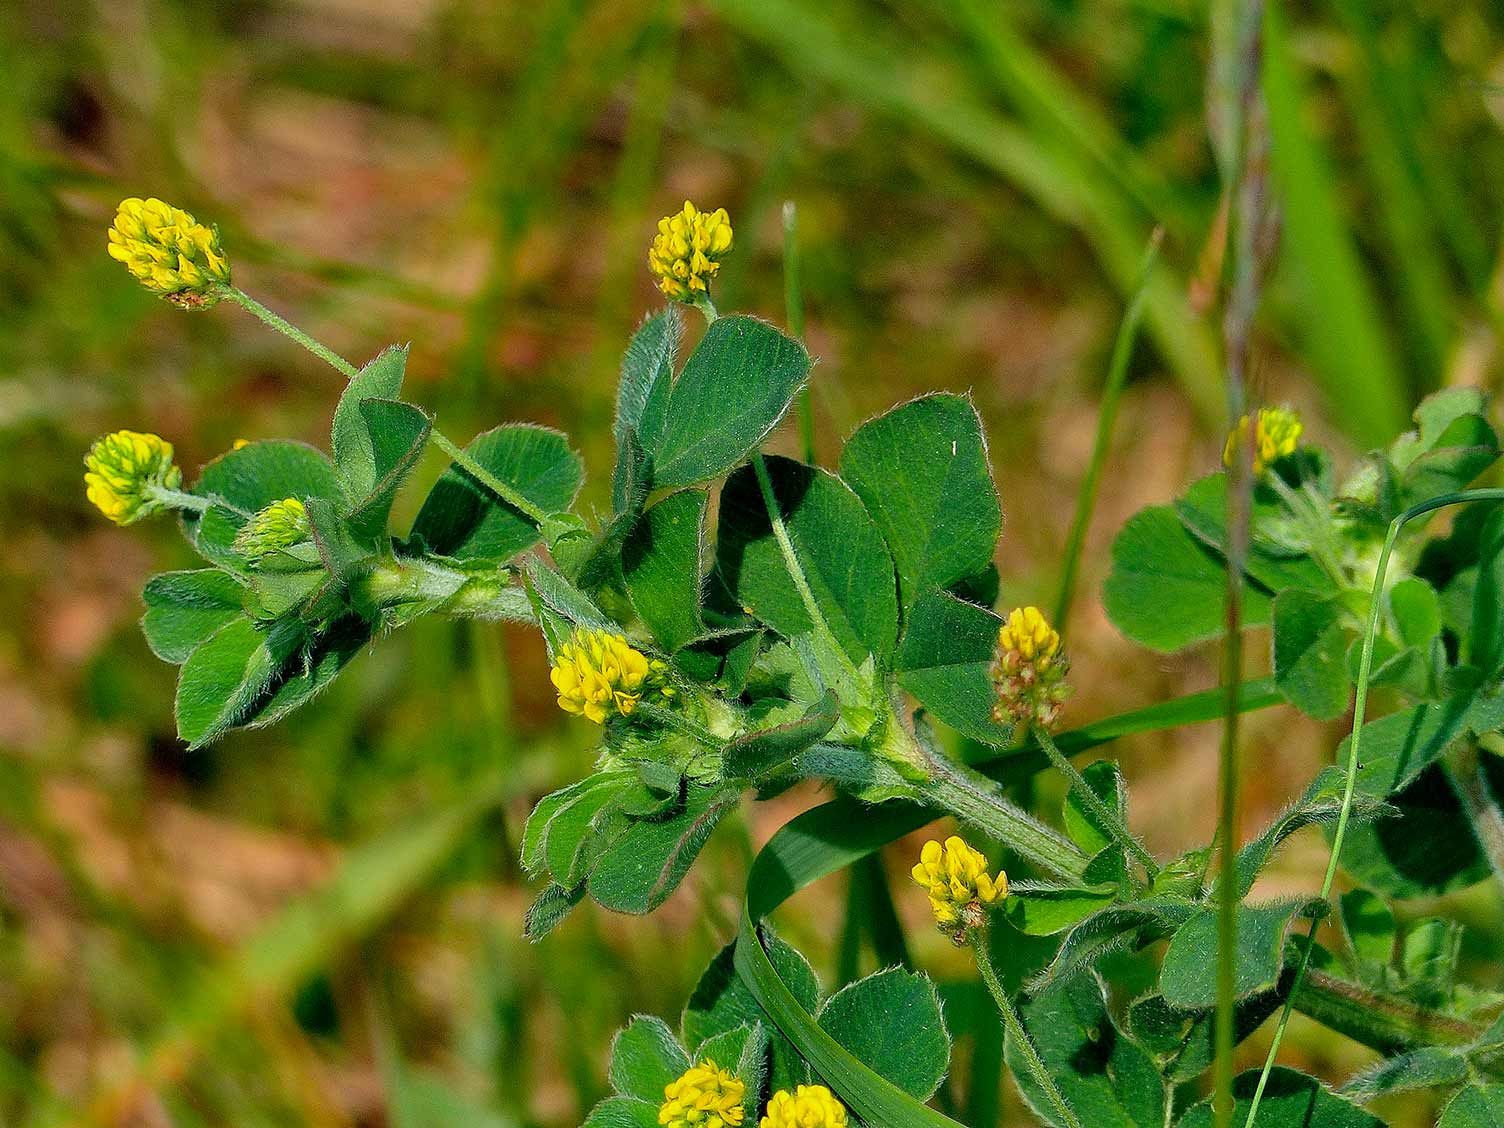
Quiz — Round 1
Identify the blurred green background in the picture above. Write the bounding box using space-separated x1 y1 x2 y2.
3 1 1504 1124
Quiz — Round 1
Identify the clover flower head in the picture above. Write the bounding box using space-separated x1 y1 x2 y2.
1223 406 1302 476
234 497 310 563
659 1059 746 1128
991 605 1070 731
107 197 231 307
759 1085 848 1128
84 430 182 525
648 201 733 302
911 836 1007 938
551 628 673 724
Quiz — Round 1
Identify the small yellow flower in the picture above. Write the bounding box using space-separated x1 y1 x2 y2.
660 1059 746 1128
107 196 231 307
991 606 1070 731
759 1085 848 1128
83 429 182 525
648 201 734 302
1223 406 1302 476
234 497 310 563
551 628 659 724
911 836 1007 937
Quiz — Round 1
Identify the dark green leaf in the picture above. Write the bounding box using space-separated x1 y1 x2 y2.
523 882 584 942
1002 884 1117 936
623 489 707 652
1470 508 1504 679
410 424 581 563
1339 889 1396 981
1160 900 1317 1010
717 456 897 665
344 398 431 542
723 691 838 781
1177 1067 1383 1127
1340 763 1489 898
648 316 810 490
1273 589 1351 720
587 788 734 914
1062 760 1128 857
141 569 246 663
189 442 341 569
1103 505 1271 653
1438 1084 1504 1128
816 968 949 1101
580 1096 660 1128
1010 973 1166 1128
615 308 680 512
838 394 1000 615
894 588 1010 745
175 617 301 748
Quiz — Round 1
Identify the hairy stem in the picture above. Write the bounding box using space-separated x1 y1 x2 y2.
751 451 833 646
220 286 360 379
972 929 1083 1128
1035 727 1158 880
921 754 1088 882
430 430 549 526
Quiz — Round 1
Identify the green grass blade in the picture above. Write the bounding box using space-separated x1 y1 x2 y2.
1261 2 1408 445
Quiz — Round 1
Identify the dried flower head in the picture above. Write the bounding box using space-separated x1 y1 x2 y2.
648 201 734 303
991 605 1070 731
911 836 1007 939
84 430 182 525
234 497 310 563
660 1059 746 1128
759 1085 848 1128
107 197 231 307
550 628 673 724
1223 406 1302 476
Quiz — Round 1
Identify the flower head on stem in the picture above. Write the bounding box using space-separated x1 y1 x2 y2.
911 835 1007 942
660 1059 745 1128
84 430 182 525
648 201 733 304
991 605 1071 731
107 197 230 308
550 628 673 724
759 1085 847 1128
234 497 311 563
1223 406 1302 476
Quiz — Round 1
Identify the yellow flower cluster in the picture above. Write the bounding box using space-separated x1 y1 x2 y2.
550 628 673 724
911 836 1007 936
107 197 231 306
990 605 1070 731
648 201 734 302
234 497 310 563
759 1085 848 1128
84 430 182 525
1223 406 1302 476
659 1060 745 1128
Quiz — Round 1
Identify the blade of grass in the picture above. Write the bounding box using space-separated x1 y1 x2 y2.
1261 0 1408 446
783 200 816 464
1053 227 1163 638
709 0 1224 425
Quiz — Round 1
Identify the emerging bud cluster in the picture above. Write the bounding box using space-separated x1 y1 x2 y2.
107 197 231 307
550 628 674 724
990 605 1070 732
911 835 1007 941
648 201 734 303
759 1085 848 1128
1223 405 1302 476
234 497 310 563
83 430 182 526
659 1060 746 1128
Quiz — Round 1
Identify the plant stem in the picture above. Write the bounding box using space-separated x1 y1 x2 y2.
471 620 517 878
1243 488 1504 1126
147 484 252 520
220 286 360 379
430 429 548 526
921 754 1088 882
782 200 816 465
971 929 1083 1128
1053 227 1161 637
751 452 832 644
1035 727 1158 880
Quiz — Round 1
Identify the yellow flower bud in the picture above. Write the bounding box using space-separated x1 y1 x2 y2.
991 606 1070 731
648 201 734 303
107 197 231 307
83 429 182 525
660 1059 746 1128
911 836 1006 937
759 1085 848 1128
234 497 310 563
1223 406 1302 476
550 628 675 724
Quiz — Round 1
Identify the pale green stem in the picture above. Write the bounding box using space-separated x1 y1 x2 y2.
430 430 548 526
971 929 1083 1128
751 452 833 646
1035 727 1159 880
1243 488 1504 1127
1053 228 1161 637
146 484 251 521
219 286 360 379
